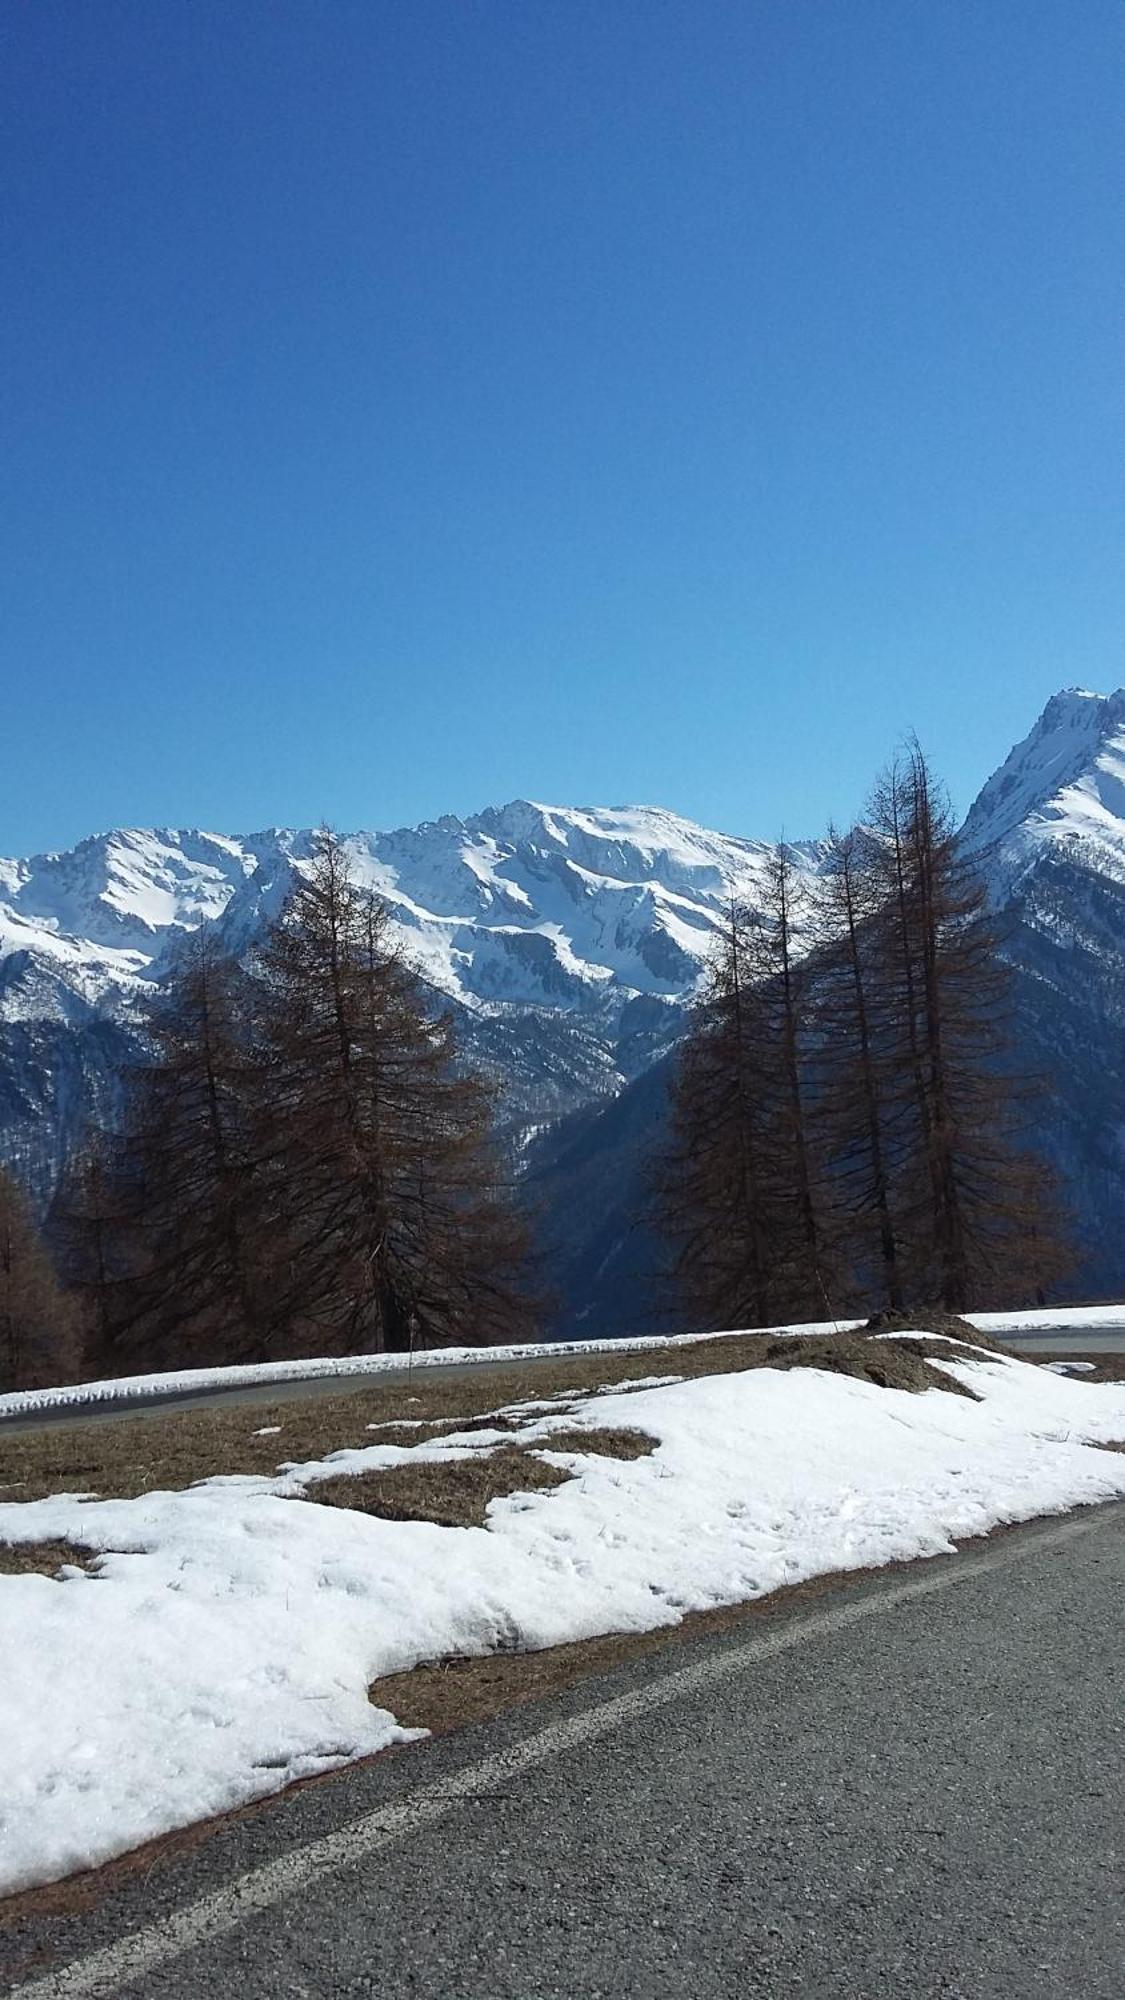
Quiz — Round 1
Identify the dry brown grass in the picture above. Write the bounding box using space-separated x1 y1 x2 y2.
864 1309 1014 1355
762 1331 980 1399
533 1424 658 1460
0 1539 95 1579
0 1322 1004 1510
368 1611 761 1733
305 1448 570 1528
302 1427 657 1528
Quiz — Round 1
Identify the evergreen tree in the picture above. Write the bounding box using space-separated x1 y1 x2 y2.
749 843 837 1314
655 749 1071 1331
657 903 771 1329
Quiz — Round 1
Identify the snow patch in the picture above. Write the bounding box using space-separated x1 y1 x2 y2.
0 1346 1123 1896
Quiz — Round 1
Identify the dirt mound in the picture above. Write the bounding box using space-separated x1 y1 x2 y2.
763 1331 978 1399
863 1309 1014 1356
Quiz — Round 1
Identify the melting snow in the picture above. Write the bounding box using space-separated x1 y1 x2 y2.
0 1344 1123 1896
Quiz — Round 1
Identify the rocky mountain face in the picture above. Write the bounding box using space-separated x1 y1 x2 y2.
524 687 1125 1331
958 688 1125 1302
0 806 821 1199
5 687 1125 1329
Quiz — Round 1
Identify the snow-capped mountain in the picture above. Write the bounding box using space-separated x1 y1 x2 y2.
0 803 820 1194
0 805 812 1025
8 687 1125 1319
527 686 1125 1328
955 687 1125 1307
962 687 1125 892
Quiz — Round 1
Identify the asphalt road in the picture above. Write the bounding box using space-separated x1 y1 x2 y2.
5 1502 1122 1999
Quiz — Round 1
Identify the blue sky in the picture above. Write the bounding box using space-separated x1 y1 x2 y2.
3 1 1123 854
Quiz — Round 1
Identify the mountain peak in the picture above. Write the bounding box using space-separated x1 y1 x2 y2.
961 685 1125 881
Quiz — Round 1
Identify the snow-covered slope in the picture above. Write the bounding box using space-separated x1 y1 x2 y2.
0 804 820 1192
961 687 1125 893
0 805 810 1027
519 688 1125 1326
13 684 1125 1066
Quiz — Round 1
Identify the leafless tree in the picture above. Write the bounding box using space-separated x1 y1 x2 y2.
249 831 538 1353
0 1164 80 1391
864 747 1070 1308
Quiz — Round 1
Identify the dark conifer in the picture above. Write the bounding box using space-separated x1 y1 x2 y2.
812 824 905 1310
658 901 791 1329
865 748 1070 1309
118 934 270 1368
0 1164 80 1391
251 831 536 1353
50 1132 141 1376
655 748 1071 1332
749 843 838 1315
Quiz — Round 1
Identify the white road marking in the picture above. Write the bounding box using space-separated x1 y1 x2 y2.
13 1507 1118 1998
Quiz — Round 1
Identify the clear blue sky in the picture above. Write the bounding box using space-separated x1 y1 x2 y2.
3 1 1123 854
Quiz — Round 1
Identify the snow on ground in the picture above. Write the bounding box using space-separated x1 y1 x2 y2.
1 1343 1124 1897
970 1304 1125 1334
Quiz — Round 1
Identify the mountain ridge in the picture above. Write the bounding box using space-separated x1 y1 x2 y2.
6 688 1125 1322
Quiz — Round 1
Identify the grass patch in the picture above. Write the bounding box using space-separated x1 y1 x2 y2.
301 1427 657 1528
763 1331 980 1398
0 1539 94 1579
533 1425 657 1460
864 1309 1013 1356
303 1447 570 1528
0 1323 1012 1508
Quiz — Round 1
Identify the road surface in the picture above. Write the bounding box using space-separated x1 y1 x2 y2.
4 1500 1122 1998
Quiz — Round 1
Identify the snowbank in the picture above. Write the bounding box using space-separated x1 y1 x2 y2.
0 1344 1123 1896
970 1304 1125 1335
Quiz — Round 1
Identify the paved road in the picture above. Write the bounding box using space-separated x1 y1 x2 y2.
4 1502 1122 1999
